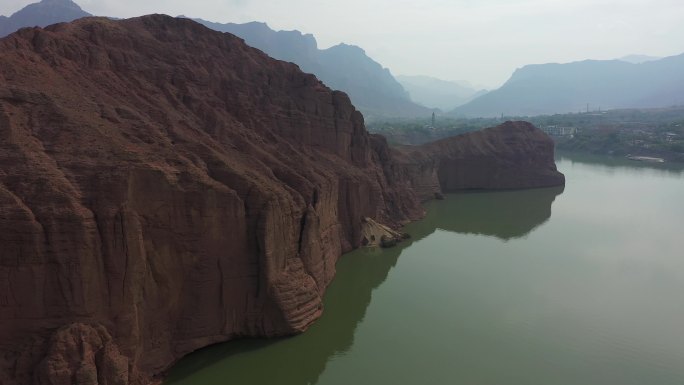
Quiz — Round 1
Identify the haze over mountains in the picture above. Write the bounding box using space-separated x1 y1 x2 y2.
2 0 682 121
0 0 432 120
451 54 684 118
395 75 488 111
0 0 90 37
617 55 662 64
190 18 433 120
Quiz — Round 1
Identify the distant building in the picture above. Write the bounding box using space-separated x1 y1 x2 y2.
665 132 678 142
542 126 577 137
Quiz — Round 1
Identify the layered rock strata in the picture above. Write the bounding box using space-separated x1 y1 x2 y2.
389 121 566 201
0 15 563 385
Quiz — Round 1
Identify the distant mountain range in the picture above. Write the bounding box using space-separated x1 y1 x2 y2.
618 54 662 64
451 54 684 118
4 1 680 121
396 75 488 111
191 18 433 120
0 0 90 37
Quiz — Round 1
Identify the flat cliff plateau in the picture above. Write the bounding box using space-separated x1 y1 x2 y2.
0 15 563 385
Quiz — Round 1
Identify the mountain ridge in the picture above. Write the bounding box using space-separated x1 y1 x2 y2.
618 54 661 64
2 1 430 121
189 17 433 120
0 0 91 37
451 53 684 117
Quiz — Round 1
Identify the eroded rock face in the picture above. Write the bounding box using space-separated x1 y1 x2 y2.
0 15 424 385
35 323 129 385
0 15 563 385
392 121 566 200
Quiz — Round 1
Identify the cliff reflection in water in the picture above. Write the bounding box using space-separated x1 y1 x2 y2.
165 186 564 385
166 245 403 385
419 186 565 241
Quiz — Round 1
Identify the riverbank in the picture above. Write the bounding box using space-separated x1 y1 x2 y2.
166 154 684 385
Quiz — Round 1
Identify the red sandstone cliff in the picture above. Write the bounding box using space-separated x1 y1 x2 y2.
389 121 566 201
0 15 563 385
0 15 424 384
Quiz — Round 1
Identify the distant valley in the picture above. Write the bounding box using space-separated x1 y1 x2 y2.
395 75 488 111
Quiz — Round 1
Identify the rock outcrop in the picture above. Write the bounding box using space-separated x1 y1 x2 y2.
389 121 566 201
0 15 563 385
360 217 408 248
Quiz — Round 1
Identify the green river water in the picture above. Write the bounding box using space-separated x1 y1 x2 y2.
166 153 684 385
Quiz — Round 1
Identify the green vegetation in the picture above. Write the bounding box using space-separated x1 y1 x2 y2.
367 116 501 145
540 107 684 162
369 106 684 162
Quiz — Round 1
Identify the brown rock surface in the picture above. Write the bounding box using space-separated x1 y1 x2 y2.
392 121 566 200
0 15 563 385
0 15 424 385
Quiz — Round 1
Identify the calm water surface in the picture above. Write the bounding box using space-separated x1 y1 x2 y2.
167 153 684 385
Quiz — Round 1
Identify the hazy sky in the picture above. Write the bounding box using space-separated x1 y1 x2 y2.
2 0 683 88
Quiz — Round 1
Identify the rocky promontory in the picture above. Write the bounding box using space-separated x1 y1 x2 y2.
0 15 563 385
389 121 566 201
